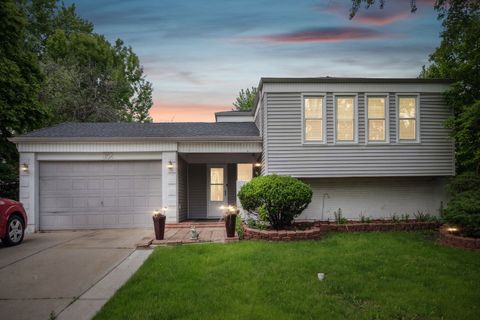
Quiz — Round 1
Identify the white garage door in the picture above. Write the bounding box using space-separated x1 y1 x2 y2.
39 161 162 230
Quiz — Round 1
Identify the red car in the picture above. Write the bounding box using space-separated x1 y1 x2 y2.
0 198 28 246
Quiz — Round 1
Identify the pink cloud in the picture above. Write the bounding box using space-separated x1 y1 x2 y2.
149 102 230 122
252 27 385 43
354 11 410 25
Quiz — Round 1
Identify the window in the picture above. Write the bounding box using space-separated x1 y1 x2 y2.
367 97 386 142
237 164 253 182
398 97 417 141
336 96 355 142
304 96 323 142
210 168 224 201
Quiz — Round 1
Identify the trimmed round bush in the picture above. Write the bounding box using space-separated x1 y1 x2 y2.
238 174 312 230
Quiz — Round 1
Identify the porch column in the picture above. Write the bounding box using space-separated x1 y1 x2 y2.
19 152 38 233
161 151 178 223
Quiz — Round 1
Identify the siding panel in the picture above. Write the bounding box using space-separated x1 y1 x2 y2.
187 164 207 218
177 157 188 221
265 91 454 177
300 177 448 220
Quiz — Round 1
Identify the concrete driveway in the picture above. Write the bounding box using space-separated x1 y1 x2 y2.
0 229 152 320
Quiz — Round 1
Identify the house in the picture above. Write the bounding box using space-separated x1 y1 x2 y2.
10 77 454 232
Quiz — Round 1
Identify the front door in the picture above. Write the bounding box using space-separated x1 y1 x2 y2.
207 165 227 218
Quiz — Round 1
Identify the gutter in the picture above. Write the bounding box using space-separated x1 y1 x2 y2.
8 136 262 143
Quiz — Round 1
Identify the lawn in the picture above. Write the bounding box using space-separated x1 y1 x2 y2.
94 232 480 320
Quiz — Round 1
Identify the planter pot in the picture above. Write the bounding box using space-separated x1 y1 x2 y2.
153 214 166 240
225 214 237 238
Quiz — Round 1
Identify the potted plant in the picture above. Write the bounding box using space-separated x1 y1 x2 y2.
152 208 167 240
223 205 239 238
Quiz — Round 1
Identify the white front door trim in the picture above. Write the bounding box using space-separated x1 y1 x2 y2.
206 164 227 218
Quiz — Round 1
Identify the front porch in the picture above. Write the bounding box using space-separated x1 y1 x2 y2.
176 152 261 222
138 221 239 246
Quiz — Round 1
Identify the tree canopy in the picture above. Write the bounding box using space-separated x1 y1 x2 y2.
232 87 258 111
0 0 153 198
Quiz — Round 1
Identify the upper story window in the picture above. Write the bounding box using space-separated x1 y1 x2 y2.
336 96 356 142
398 96 417 141
367 97 387 142
303 96 324 142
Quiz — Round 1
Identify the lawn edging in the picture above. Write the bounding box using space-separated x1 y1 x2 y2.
243 221 441 241
439 226 480 250
243 226 325 240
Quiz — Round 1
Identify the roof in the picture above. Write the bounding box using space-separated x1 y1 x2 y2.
11 122 261 142
214 111 254 120
214 111 252 116
252 76 452 115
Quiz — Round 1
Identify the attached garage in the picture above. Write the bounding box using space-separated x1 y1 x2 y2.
39 161 162 230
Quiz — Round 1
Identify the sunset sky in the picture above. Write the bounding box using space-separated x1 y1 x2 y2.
66 0 441 122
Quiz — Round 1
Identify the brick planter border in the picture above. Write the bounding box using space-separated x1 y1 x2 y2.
243 226 325 241
439 226 480 250
243 221 440 241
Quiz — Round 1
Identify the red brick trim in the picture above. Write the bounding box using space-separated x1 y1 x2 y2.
243 226 325 241
439 226 480 250
243 221 440 241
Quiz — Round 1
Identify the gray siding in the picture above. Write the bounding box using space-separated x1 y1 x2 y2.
227 163 237 205
265 91 454 177
300 177 448 220
187 164 207 218
178 157 188 221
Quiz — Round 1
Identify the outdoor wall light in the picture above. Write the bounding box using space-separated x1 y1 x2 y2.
167 161 174 170
254 162 262 168
20 163 29 173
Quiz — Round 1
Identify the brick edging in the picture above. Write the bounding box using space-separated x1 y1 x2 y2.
439 226 480 250
243 226 325 241
243 221 440 241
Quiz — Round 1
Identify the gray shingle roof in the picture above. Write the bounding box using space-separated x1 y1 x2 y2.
13 122 260 141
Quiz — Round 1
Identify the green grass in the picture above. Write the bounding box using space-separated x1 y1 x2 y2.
94 232 480 320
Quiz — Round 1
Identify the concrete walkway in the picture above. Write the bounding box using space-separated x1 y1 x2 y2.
0 229 152 320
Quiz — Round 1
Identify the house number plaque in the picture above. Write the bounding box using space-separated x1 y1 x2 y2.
103 153 114 160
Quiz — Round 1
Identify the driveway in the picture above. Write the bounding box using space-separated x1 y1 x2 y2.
0 229 152 320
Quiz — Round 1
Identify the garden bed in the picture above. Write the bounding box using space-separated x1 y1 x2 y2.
316 220 441 232
439 226 480 250
243 220 441 241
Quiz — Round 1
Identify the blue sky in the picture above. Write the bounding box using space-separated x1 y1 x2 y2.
67 0 441 122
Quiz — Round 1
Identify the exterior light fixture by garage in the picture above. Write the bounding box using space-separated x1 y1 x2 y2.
254 162 261 168
20 163 29 173
167 161 174 170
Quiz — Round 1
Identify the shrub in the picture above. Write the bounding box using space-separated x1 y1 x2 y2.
444 189 480 237
238 174 312 229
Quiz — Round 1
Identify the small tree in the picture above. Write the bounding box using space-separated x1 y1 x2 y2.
232 87 257 111
238 175 312 229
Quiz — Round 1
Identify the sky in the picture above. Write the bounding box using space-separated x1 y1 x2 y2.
66 0 442 122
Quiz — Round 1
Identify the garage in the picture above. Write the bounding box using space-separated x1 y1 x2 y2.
39 161 162 230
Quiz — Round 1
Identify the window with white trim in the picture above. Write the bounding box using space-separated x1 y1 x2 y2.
336 96 355 142
398 97 417 141
367 97 386 142
304 96 323 142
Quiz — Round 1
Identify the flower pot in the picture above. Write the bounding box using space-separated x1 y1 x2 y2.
225 214 237 238
153 214 166 240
